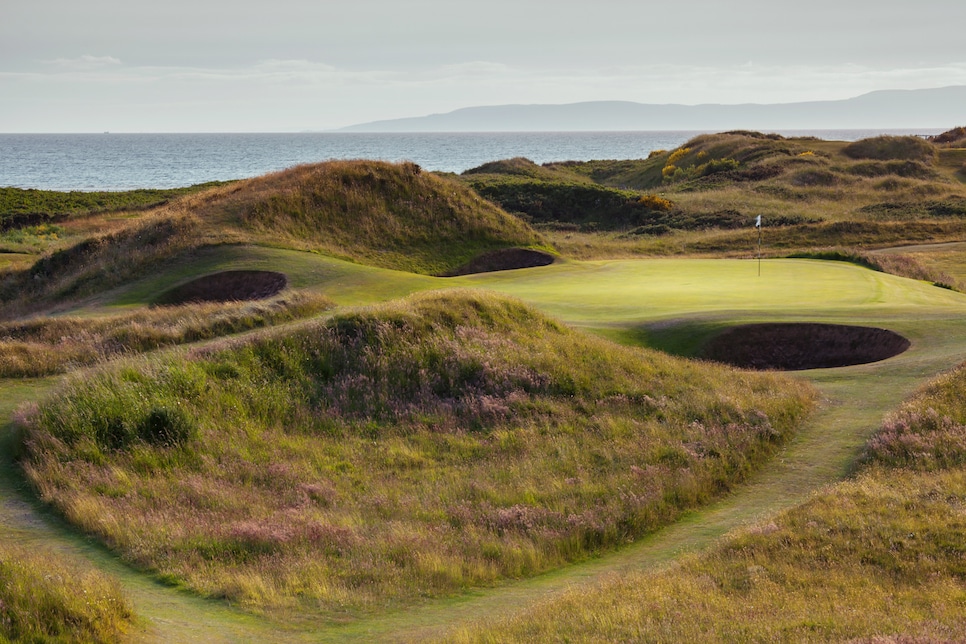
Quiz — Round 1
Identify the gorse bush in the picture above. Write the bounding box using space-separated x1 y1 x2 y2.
0 183 225 230
22 290 815 617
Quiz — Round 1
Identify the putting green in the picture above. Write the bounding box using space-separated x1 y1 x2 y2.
111 249 966 329
463 258 966 326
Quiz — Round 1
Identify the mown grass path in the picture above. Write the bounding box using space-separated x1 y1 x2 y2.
3 257 966 642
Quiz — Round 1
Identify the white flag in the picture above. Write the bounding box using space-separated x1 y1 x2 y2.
755 215 761 228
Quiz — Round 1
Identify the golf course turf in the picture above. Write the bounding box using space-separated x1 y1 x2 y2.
3 130 966 641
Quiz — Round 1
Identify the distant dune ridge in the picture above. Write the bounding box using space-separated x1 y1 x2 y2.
337 86 966 132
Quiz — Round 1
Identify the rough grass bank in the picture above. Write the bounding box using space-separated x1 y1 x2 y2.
448 357 966 643
19 290 814 620
0 290 333 378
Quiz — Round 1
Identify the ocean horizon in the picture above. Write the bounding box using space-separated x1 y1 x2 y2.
0 129 944 192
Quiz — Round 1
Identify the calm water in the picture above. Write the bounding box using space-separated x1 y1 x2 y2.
0 130 943 191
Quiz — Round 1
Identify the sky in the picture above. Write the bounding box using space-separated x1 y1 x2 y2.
2 0 965 132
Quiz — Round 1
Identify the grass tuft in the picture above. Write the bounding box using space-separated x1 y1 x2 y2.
0 542 133 642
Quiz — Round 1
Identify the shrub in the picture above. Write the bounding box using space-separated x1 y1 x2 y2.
928 126 966 145
138 406 197 447
638 194 674 211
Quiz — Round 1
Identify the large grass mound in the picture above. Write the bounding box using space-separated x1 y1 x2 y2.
451 349 966 643
0 161 547 316
193 160 548 275
20 290 815 619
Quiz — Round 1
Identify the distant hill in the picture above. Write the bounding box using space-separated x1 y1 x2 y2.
338 86 966 132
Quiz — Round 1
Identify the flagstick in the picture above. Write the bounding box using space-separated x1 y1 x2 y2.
758 221 761 277
756 216 762 277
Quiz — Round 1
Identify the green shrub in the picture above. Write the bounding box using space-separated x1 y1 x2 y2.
138 406 197 447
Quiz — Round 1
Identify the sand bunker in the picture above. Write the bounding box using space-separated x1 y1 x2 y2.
156 270 287 305
442 248 554 276
701 323 910 371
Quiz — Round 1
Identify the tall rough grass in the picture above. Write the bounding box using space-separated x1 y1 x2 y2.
20 290 815 619
0 291 333 377
447 357 966 642
789 248 962 291
0 542 133 642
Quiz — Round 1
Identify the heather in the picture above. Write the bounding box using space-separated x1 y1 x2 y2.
20 290 815 618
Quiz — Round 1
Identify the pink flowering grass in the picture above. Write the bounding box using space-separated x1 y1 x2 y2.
448 345 966 643
866 361 966 470
21 290 815 619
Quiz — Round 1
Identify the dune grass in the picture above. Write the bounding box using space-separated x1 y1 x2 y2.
446 347 966 643
18 290 814 621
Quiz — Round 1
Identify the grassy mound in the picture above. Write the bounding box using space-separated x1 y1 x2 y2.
842 135 938 162
20 290 815 619
450 350 966 643
193 160 547 275
461 173 673 231
0 211 201 316
0 542 133 642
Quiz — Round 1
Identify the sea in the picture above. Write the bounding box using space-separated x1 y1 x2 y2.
0 129 945 192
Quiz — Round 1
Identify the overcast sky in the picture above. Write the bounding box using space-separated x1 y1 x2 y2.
3 0 965 132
